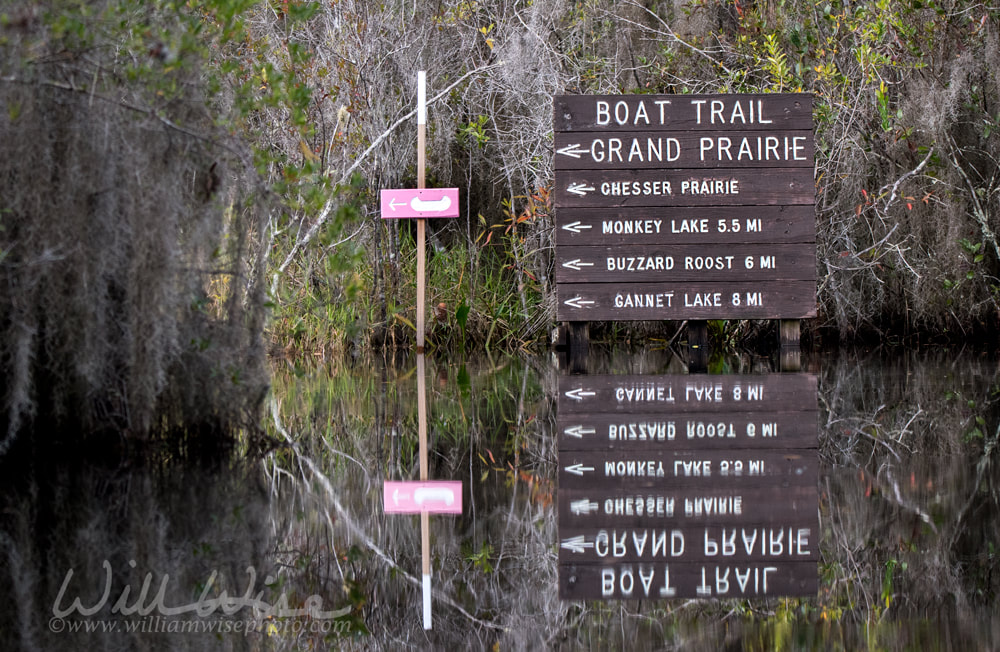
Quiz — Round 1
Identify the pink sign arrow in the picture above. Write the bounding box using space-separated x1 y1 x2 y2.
380 188 460 219
383 481 463 514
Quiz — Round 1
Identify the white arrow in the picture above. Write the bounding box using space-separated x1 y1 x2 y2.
410 195 452 213
561 259 594 271
560 535 594 553
563 296 595 310
564 388 596 401
563 425 596 438
414 486 455 506
561 221 592 234
388 197 408 211
566 182 595 197
556 143 591 159
564 463 595 476
570 499 599 515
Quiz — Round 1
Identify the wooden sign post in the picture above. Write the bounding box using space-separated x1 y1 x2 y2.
379 71 462 630
380 71 459 352
552 94 816 364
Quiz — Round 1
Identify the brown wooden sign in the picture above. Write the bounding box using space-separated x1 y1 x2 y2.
554 94 813 132
554 130 814 170
559 450 817 489
558 485 818 528
556 205 815 247
557 411 817 451
559 561 817 600
558 281 817 320
553 93 814 322
555 167 814 208
557 243 815 283
558 523 819 563
559 374 818 413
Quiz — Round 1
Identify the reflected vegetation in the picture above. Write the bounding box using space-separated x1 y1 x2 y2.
0 459 277 651
1 348 998 649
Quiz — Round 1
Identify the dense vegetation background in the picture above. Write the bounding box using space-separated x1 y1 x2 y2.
2 0 1000 445
238 0 1000 353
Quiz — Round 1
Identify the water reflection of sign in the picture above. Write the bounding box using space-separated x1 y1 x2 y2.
559 373 815 412
383 481 463 514
557 373 818 599
560 562 817 599
558 486 817 528
558 412 816 450
553 93 816 322
559 450 816 487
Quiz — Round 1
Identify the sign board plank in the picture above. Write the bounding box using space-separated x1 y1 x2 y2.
557 280 816 320
558 485 818 528
557 411 818 451
558 523 819 563
383 481 463 514
556 205 815 246
559 561 817 600
559 450 817 489
557 243 815 283
380 188 460 219
554 94 813 133
554 130 814 170
554 168 814 208
558 374 817 414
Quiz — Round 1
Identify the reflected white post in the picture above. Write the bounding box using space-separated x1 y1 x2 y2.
418 352 431 629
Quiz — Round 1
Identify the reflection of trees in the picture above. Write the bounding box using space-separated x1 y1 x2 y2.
0 460 272 652
266 350 1000 649
267 356 565 648
819 350 1000 645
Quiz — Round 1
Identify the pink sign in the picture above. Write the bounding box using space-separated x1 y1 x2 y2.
383 481 463 514
380 188 460 219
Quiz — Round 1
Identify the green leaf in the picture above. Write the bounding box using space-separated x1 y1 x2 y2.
457 365 471 396
456 302 470 330
287 1 321 23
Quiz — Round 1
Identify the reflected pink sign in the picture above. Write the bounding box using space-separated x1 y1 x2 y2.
380 188 460 219
383 481 463 514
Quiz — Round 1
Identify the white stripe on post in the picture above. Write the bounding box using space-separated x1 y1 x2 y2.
417 71 426 125
422 573 432 629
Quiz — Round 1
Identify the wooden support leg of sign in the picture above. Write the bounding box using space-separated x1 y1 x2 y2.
567 321 589 374
688 320 709 373
778 319 801 372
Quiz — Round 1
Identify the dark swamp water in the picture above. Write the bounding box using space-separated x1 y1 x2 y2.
1 347 998 651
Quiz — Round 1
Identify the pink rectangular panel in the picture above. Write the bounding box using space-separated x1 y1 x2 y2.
383 481 463 514
380 188 460 219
